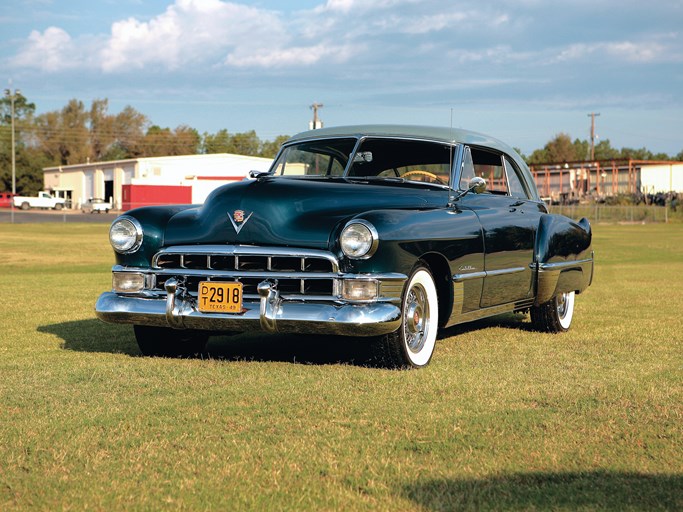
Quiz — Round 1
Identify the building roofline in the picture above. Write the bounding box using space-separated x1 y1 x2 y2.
529 158 683 168
43 153 272 173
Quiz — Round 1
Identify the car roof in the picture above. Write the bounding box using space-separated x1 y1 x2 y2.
288 124 517 155
286 124 538 201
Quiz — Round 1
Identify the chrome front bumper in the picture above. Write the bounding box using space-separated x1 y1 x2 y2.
95 278 403 336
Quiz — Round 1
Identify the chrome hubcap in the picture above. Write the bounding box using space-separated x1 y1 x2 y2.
557 292 568 319
404 284 429 353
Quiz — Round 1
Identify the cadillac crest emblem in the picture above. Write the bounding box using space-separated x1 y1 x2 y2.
228 209 253 234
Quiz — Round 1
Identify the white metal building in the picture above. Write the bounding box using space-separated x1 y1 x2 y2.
43 153 273 211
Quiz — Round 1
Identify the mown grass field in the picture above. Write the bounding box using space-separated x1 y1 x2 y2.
0 223 681 511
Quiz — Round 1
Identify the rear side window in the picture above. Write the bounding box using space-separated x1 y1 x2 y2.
504 156 530 199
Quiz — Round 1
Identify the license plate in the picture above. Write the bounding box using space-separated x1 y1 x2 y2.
198 281 243 313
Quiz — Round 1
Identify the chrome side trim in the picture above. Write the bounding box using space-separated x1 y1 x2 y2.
452 266 525 282
452 271 486 282
532 256 594 305
486 267 526 277
534 257 594 272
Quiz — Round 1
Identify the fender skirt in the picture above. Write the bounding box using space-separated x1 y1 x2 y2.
533 215 594 305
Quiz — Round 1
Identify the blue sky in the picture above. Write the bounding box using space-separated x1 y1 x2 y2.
2 0 682 155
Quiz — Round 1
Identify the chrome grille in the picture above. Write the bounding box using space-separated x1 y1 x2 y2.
151 245 340 299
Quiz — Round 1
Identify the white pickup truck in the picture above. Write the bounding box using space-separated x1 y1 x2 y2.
13 191 66 210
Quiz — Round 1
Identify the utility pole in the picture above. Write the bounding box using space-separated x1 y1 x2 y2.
309 103 324 130
588 112 600 160
4 84 20 224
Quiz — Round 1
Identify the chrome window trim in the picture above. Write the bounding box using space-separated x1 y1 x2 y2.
276 135 459 188
503 155 532 200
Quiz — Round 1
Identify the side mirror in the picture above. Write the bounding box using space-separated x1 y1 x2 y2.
353 151 373 163
468 176 487 194
248 170 269 179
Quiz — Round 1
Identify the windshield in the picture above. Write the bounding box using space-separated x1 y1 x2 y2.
347 138 453 186
271 136 454 187
271 138 356 177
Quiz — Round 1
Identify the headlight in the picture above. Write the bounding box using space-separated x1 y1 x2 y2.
109 216 143 254
340 220 378 259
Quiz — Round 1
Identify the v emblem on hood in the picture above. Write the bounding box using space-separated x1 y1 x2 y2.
228 209 253 234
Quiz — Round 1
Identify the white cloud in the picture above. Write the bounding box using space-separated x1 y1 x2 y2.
549 38 682 65
10 26 83 72
7 0 683 77
605 41 668 63
101 0 289 72
314 0 418 14
225 43 358 68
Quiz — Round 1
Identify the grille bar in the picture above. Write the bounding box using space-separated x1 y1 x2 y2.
151 245 340 299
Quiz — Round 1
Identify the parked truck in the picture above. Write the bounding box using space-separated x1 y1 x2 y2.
13 191 66 210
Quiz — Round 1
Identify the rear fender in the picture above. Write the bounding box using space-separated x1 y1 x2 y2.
534 215 594 305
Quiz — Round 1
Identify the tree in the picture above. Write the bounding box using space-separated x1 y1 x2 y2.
34 99 90 166
202 129 231 154
105 105 148 159
260 135 289 158
0 92 38 193
527 133 577 164
139 125 200 157
227 130 260 156
172 125 201 155
593 139 620 160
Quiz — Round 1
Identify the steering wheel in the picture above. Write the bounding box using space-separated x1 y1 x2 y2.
401 170 446 185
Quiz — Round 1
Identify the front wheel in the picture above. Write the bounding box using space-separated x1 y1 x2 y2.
134 325 209 357
372 265 439 369
530 291 575 332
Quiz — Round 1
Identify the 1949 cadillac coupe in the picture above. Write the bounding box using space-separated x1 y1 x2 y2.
96 125 593 368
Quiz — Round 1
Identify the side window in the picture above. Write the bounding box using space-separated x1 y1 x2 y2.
470 147 508 195
459 147 475 190
504 157 529 199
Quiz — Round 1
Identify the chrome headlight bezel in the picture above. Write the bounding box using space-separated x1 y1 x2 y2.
109 216 144 254
340 220 379 259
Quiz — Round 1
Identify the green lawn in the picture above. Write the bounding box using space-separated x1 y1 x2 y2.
0 223 681 511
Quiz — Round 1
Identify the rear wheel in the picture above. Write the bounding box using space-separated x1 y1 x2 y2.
134 325 209 357
373 265 439 369
531 291 575 332
20 202 30 210
54 203 63 210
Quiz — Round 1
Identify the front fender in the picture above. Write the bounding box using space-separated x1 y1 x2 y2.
337 208 483 275
113 205 198 267
534 214 594 305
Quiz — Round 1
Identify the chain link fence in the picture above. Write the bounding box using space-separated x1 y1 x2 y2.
548 204 683 223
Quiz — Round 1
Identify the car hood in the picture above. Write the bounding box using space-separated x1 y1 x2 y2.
163 177 447 249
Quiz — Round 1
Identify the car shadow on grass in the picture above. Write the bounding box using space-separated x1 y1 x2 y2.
438 311 536 340
401 471 682 511
39 319 376 366
42 311 535 365
38 319 140 356
205 332 376 366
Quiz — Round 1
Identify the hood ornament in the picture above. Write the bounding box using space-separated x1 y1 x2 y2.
228 209 253 234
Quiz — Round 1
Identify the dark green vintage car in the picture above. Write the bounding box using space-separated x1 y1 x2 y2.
96 125 593 368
